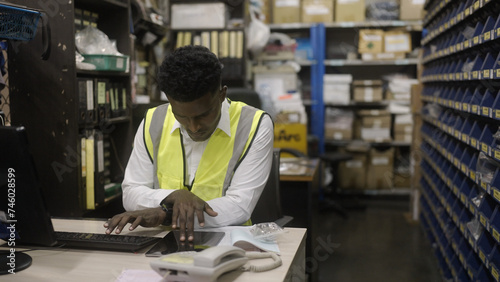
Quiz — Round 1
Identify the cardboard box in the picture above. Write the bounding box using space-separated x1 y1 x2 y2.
171 3 228 29
338 144 370 189
273 0 301 24
354 110 392 142
302 0 334 23
261 0 272 24
325 108 353 141
352 80 383 102
394 132 412 142
274 123 307 155
366 147 394 189
400 0 425 20
411 83 423 114
335 0 365 22
358 29 384 54
393 169 412 188
384 31 412 53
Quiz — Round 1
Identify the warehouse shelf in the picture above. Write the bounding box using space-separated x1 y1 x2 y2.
421 0 495 45
324 58 419 66
269 20 422 30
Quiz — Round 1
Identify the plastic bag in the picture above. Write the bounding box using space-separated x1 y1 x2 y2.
493 126 500 149
75 26 123 55
250 222 286 242
476 152 500 184
246 5 270 58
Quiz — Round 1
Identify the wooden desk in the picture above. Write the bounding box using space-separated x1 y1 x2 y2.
1 219 307 282
279 158 321 282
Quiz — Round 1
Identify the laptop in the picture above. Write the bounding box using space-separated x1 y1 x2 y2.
0 126 161 252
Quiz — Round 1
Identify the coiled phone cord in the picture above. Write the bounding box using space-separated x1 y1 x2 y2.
242 251 282 272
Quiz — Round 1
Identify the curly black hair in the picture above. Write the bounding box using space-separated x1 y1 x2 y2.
157 45 222 102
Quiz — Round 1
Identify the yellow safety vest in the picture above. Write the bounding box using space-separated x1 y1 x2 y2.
143 100 266 203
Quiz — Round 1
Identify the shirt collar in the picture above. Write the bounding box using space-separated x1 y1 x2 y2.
171 98 231 138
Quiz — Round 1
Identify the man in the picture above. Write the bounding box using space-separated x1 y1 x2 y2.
104 45 274 242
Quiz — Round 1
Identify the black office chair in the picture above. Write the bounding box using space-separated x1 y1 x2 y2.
226 87 262 109
251 148 293 227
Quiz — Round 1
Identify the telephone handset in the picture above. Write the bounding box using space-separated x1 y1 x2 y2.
150 245 248 282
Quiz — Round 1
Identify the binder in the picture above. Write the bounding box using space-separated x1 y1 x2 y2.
109 82 120 117
229 31 236 58
236 31 244 59
85 132 95 210
95 79 110 121
176 32 184 49
93 130 105 206
120 83 128 117
77 78 88 125
211 31 219 57
183 32 192 46
79 135 87 208
201 32 210 49
80 79 96 125
219 31 229 58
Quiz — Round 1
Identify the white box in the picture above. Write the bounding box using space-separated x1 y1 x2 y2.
324 84 350 104
171 3 227 29
324 74 353 84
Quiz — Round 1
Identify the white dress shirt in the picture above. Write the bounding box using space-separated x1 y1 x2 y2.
121 99 274 228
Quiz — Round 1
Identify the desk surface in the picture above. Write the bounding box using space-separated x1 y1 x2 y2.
280 158 320 182
1 219 306 282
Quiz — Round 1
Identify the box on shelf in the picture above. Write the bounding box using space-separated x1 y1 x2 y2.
301 0 334 23
411 83 423 113
400 0 425 20
261 0 272 24
171 3 228 29
338 142 370 189
82 54 129 72
274 111 308 156
352 80 383 102
358 29 384 54
385 77 419 101
361 52 406 61
366 147 394 189
393 114 413 142
323 74 352 105
325 108 353 141
335 0 365 22
384 31 412 53
273 0 301 24
353 109 392 142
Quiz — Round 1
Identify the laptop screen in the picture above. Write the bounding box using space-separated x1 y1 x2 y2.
0 126 58 246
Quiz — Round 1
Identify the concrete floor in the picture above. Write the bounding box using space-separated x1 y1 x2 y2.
314 196 443 282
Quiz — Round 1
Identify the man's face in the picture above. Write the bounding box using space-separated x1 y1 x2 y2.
168 87 226 142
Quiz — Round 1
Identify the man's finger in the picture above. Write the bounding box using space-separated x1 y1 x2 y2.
130 216 142 231
178 208 187 242
196 209 205 227
105 216 121 234
186 208 195 242
204 203 218 217
115 216 131 234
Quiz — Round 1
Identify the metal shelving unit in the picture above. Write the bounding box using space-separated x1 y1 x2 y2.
419 0 500 280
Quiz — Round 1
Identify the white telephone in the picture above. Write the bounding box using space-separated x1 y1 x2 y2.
150 245 248 282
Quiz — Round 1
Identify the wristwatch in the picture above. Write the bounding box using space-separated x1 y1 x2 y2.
160 200 174 226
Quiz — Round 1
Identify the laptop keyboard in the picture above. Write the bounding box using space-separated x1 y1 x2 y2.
55 231 161 252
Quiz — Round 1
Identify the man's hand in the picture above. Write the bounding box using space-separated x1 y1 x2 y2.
166 190 218 242
103 207 166 235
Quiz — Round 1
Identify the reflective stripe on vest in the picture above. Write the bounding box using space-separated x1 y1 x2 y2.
143 100 265 202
